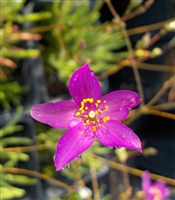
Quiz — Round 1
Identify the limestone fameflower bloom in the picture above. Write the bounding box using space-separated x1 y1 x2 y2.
142 171 170 200
31 64 142 170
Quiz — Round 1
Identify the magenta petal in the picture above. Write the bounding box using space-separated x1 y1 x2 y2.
152 181 170 198
54 124 94 170
68 64 101 105
95 120 142 152
30 101 78 129
142 171 151 193
142 171 170 200
101 90 141 120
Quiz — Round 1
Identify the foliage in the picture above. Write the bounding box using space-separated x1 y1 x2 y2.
39 0 126 84
0 106 37 200
1 0 175 200
0 0 51 110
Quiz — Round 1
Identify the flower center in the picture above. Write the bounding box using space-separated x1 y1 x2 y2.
89 111 96 120
150 188 162 200
75 98 110 133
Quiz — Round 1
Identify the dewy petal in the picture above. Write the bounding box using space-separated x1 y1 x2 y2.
68 64 101 105
54 124 94 170
95 120 142 152
30 101 78 129
101 90 141 120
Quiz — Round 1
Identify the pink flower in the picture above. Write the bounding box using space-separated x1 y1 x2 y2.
31 64 142 170
142 171 170 200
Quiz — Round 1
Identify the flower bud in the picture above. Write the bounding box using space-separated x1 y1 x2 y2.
135 32 151 49
135 49 151 58
151 48 162 58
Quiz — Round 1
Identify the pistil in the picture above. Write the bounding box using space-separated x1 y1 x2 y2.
89 110 96 120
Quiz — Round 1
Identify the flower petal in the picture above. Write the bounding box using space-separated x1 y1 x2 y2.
54 124 94 170
101 90 141 120
95 120 142 152
142 171 151 193
30 101 78 129
152 181 170 198
68 64 101 105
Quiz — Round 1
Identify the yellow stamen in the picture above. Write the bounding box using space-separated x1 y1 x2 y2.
89 98 94 103
98 109 103 113
84 115 89 118
79 131 83 135
97 100 101 104
98 124 102 127
76 112 81 116
95 103 98 108
85 106 88 110
95 111 98 115
92 126 96 132
103 116 110 123
103 100 107 103
79 118 82 121
105 106 108 111
79 107 83 111
92 121 96 125
81 110 85 114
81 101 84 107
85 119 90 125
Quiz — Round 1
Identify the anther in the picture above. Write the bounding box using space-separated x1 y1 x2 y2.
92 126 96 132
89 98 94 103
105 106 108 111
81 102 84 107
98 109 103 113
103 116 110 123
76 112 81 116
85 119 90 125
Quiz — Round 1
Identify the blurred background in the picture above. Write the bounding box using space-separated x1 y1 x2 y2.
0 0 175 200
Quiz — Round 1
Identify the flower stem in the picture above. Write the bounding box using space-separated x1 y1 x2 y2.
94 155 175 186
89 150 100 200
127 18 175 36
105 0 145 105
151 102 175 110
122 161 130 190
4 143 56 153
144 109 175 120
124 109 142 126
4 167 73 191
136 62 175 73
146 75 175 107
90 167 100 200
121 0 154 22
